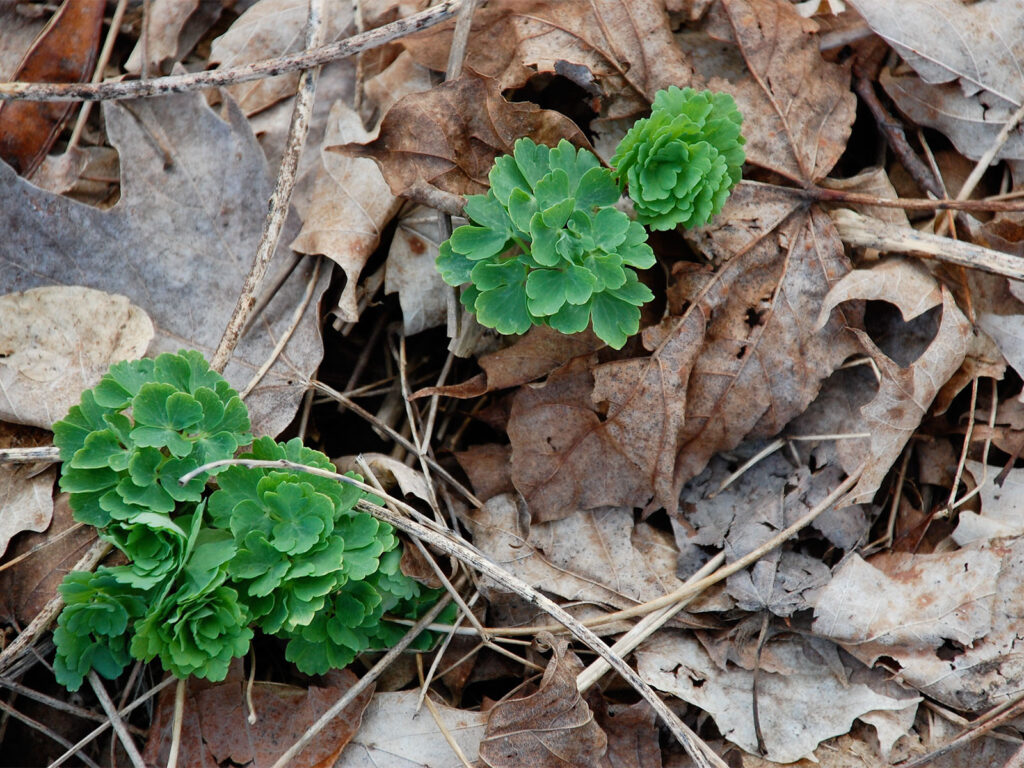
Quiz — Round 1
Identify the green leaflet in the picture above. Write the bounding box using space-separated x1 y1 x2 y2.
51 351 448 691
437 137 655 349
611 86 745 231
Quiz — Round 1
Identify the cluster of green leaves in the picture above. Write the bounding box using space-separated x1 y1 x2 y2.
51 351 447 691
611 86 745 231
437 88 745 348
437 138 655 349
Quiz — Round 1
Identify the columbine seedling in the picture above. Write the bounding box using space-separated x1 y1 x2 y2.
51 351 451 690
437 87 745 349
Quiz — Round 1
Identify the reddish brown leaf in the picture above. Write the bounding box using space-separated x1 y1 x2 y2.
454 443 515 501
336 73 590 198
589 697 663 768
401 0 696 120
509 183 859 520
0 0 106 176
143 671 373 768
705 0 856 183
478 635 612 768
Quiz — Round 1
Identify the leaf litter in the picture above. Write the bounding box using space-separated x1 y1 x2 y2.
3 0 1024 765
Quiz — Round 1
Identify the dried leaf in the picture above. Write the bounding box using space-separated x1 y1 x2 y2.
0 0 105 176
849 0 1024 103
209 0 354 115
479 636 612 768
124 0 223 75
338 73 591 198
401 0 697 120
509 183 858 520
816 259 972 502
637 631 917 763
0 92 326 437
952 461 1024 546
0 492 95 626
454 443 515 502
589 697 662 768
335 690 486 767
291 100 401 322
465 494 687 612
0 423 55 560
706 0 857 183
143 671 373 768
385 206 449 335
810 538 1024 711
0 286 153 429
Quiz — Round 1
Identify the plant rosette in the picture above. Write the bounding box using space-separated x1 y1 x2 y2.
437 137 655 349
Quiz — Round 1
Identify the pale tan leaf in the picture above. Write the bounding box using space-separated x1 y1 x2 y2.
209 0 354 115
706 0 857 183
637 631 917 763
810 538 1024 711
335 690 486 768
816 260 971 502
385 206 448 336
465 494 687 612
0 423 55 560
124 0 222 75
0 286 153 429
291 100 401 322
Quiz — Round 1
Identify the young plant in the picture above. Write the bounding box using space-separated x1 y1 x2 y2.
611 86 745 231
51 350 447 690
436 137 655 350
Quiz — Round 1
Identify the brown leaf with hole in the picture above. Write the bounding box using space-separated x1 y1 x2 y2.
705 0 856 183
402 0 697 120
815 259 972 503
588 696 663 768
479 635 612 768
509 183 859 520
142 670 373 768
0 0 105 176
336 73 592 198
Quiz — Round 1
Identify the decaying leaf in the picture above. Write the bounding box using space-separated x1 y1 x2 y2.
0 0 105 177
465 494 691 615
334 690 486 767
509 184 859 520
0 286 153 429
815 259 972 502
209 0 355 115
0 423 56 560
124 0 224 76
0 91 326 437
705 0 857 184
637 631 918 763
479 636 611 768
385 206 449 336
401 0 697 120
338 73 591 198
143 670 373 768
810 538 1024 711
953 461 1024 546
291 100 401 322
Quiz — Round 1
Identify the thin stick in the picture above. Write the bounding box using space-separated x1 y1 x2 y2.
0 538 109 674
805 185 1024 213
444 0 477 80
0 698 102 768
0 2 461 103
166 678 186 768
268 593 455 768
576 551 725 692
0 446 61 463
239 256 323 398
210 0 326 373
87 672 146 768
47 677 176 768
830 208 1024 281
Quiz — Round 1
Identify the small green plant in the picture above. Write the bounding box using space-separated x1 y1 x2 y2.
437 88 744 348
51 351 451 691
436 138 656 350
612 86 745 231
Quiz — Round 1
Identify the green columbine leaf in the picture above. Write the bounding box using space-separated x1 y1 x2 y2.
437 137 656 348
611 86 745 231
